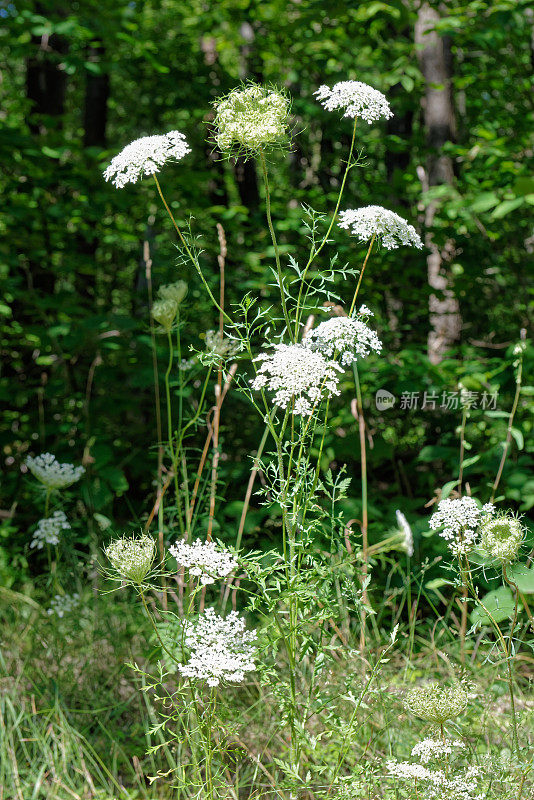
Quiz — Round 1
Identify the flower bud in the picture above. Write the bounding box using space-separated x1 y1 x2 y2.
479 514 524 564
404 683 468 724
158 280 188 306
105 534 156 584
151 298 178 333
213 83 290 155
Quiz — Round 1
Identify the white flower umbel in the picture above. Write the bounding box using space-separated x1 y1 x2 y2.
169 538 238 585
396 509 414 557
478 513 524 564
47 593 80 618
251 343 343 416
387 761 442 783
205 330 241 359
411 738 465 764
429 497 495 557
103 131 190 188
338 205 423 250
105 534 156 583
31 511 70 550
178 607 256 687
26 453 85 490
314 80 393 123
214 83 290 155
304 308 382 366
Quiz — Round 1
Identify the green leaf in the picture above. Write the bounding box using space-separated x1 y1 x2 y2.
470 586 517 626
507 563 534 594
510 428 524 450
491 198 524 218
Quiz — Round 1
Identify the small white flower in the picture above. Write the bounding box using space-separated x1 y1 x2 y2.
387 760 442 783
304 309 382 366
411 738 465 764
26 453 85 490
178 607 256 687
429 497 495 556
314 80 392 123
338 205 423 250
396 510 414 557
169 538 238 585
47 593 80 618
31 511 70 550
103 131 190 188
251 343 343 416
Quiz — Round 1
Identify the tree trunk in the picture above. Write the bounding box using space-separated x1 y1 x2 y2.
415 2 461 364
83 43 109 148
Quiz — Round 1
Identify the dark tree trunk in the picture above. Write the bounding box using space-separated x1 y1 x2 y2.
415 2 462 364
83 43 109 148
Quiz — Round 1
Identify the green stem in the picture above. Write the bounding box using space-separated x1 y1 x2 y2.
294 117 358 336
258 150 292 335
348 234 375 316
353 362 369 654
491 354 523 503
153 175 231 324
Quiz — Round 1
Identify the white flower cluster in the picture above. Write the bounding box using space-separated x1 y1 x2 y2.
314 80 393 123
305 307 382 366
388 761 485 800
169 538 238 585
478 514 524 563
105 534 156 583
178 607 256 687
214 83 289 153
251 343 343 416
47 593 80 618
411 738 465 764
396 509 414 557
103 131 190 188
338 205 423 250
429 497 495 556
31 511 70 550
26 453 85 490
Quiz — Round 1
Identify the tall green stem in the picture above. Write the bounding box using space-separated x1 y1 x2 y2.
153 175 231 324
294 117 358 336
353 363 369 654
258 150 292 335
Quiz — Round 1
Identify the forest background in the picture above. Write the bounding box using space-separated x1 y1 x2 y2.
0 0 533 796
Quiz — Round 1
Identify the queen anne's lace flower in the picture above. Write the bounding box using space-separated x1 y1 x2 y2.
396 510 414 557
169 538 238 585
338 205 423 250
151 298 178 333
404 683 468 724
158 280 188 306
26 453 85 490
387 761 441 782
411 738 465 764
31 511 70 549
103 131 190 188
478 514 524 563
429 497 495 556
205 330 241 359
314 80 393 123
251 343 343 416
105 534 156 583
214 83 290 154
47 593 80 618
178 607 256 687
304 307 382 366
